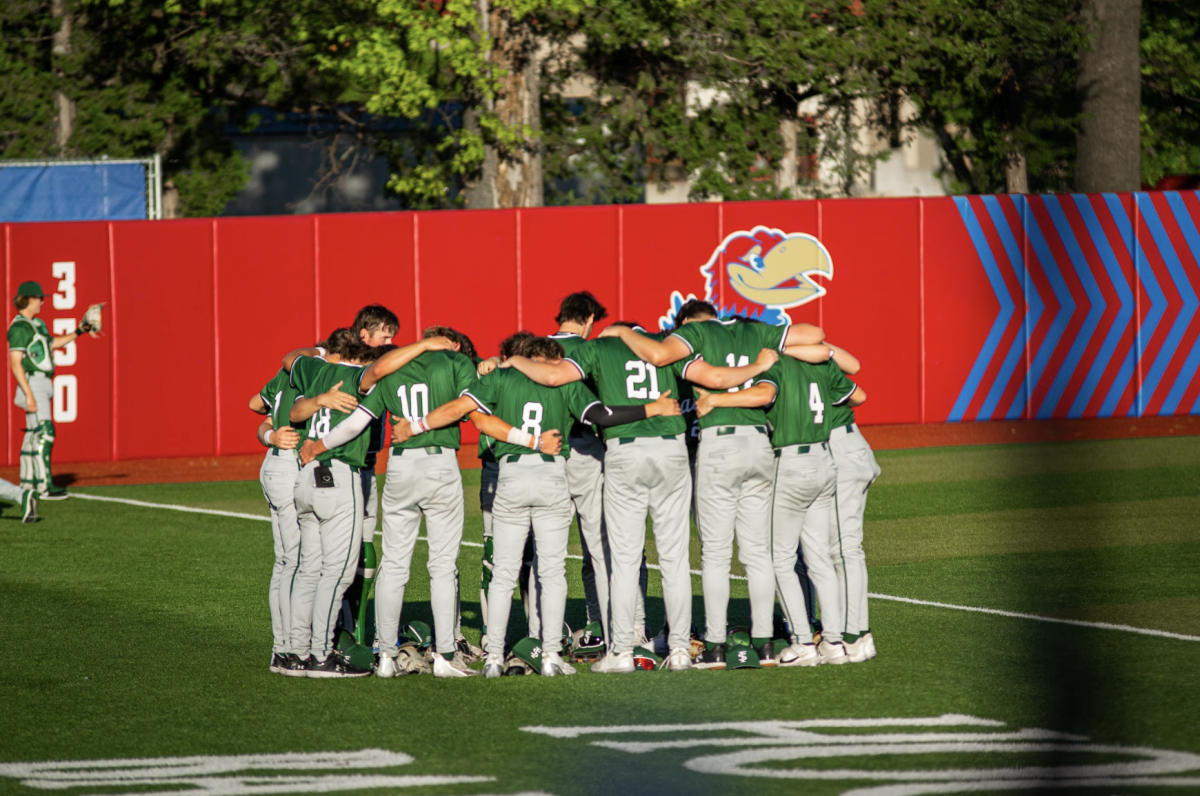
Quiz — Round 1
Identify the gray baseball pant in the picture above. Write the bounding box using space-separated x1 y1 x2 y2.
0 477 24 503
361 464 379 540
259 449 301 655
291 459 364 660
486 456 573 658
603 435 693 655
15 372 53 493
829 424 881 637
376 448 464 657
694 426 776 643
566 433 608 635
480 458 542 638
771 444 838 645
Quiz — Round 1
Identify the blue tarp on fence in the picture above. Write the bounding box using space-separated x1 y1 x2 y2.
0 163 146 222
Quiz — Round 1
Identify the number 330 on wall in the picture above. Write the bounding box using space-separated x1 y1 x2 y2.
49 261 79 424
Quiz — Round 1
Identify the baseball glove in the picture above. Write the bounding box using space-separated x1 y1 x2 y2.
80 302 105 337
396 641 431 675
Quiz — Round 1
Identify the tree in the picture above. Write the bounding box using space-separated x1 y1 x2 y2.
1075 0 1143 192
1139 0 1200 187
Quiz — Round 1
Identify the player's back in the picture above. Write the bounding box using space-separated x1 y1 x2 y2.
569 336 686 441
291 357 371 467
470 367 584 460
673 319 769 429
370 349 477 450
764 357 847 447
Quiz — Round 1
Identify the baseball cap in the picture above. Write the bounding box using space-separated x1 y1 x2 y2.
726 643 761 669
17 281 44 298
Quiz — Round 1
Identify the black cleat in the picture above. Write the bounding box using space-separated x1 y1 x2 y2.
283 654 312 677
306 649 372 678
757 641 778 668
269 653 289 674
694 644 727 670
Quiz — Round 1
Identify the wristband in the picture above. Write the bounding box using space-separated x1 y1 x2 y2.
533 433 543 452
74 326 86 336
259 426 274 447
506 427 535 448
413 416 431 435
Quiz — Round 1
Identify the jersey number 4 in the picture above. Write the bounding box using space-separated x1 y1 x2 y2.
625 361 661 399
809 383 825 424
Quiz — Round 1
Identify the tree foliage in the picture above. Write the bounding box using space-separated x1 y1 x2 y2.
1140 0 1200 186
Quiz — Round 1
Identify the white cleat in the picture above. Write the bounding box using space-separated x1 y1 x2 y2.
817 639 850 665
779 642 821 667
590 651 635 673
862 632 877 660
375 654 399 678
665 648 692 671
433 655 478 678
540 652 576 677
846 636 874 663
483 656 505 679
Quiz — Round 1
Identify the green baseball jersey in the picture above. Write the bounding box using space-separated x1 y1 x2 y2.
670 318 781 429
259 368 303 450
566 337 687 441
464 367 598 460
359 350 478 451
7 315 54 376
827 379 857 429
764 357 858 447
289 356 371 468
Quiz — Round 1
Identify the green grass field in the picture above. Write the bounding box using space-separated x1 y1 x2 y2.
2 435 1199 796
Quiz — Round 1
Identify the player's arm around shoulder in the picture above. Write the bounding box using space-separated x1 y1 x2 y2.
694 382 777 417
500 355 582 387
599 323 689 367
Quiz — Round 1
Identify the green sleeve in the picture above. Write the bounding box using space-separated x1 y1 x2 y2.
668 322 705 356
359 375 389 419
569 380 602 422
452 352 478 394
289 356 319 394
464 370 498 414
260 370 284 409
759 322 788 352
757 361 785 390
565 341 596 378
7 322 32 351
828 366 858 405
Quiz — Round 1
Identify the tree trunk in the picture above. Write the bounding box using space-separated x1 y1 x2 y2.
462 0 542 208
775 116 798 198
1075 0 1143 192
1005 132 1029 193
51 0 75 155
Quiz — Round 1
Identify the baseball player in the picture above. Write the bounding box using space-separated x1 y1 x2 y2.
350 305 400 571
600 303 822 668
302 331 505 678
823 343 881 662
503 323 772 672
249 336 362 675
280 337 383 677
546 292 612 644
0 477 37 523
7 281 100 499
429 335 673 677
696 345 864 665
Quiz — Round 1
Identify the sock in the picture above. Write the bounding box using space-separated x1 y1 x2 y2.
751 637 770 647
843 632 861 643
706 641 722 651
441 652 455 661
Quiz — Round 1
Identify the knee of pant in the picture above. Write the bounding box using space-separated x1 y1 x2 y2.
536 558 566 582
38 420 55 442
378 557 411 583
426 557 457 581
488 568 519 594
841 546 866 564
701 548 733 569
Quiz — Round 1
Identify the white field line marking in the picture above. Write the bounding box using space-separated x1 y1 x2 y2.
71 492 1200 643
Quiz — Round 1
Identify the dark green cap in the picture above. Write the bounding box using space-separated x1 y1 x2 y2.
727 644 761 669
17 281 44 298
510 637 545 671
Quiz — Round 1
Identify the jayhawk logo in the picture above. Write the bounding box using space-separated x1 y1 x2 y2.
659 226 833 330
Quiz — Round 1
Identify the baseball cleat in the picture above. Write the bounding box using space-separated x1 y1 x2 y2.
375 654 400 679
846 635 874 663
282 654 310 677
863 633 877 660
590 651 634 673
665 648 692 671
433 655 479 678
779 642 820 667
21 490 38 523
694 644 727 670
483 656 505 679
41 486 69 501
269 653 289 674
756 640 778 668
540 652 576 677
306 650 372 678
817 639 850 665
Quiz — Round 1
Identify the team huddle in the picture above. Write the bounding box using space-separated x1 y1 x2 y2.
251 292 881 678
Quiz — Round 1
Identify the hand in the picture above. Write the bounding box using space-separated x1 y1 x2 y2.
498 358 514 368
272 426 301 450
316 380 358 413
539 429 563 455
695 387 716 418
756 348 779 369
597 324 627 339
299 439 319 466
24 394 37 414
423 336 458 352
392 418 414 444
477 357 500 376
647 389 680 417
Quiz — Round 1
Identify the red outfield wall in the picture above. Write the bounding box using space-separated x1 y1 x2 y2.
4 193 1198 464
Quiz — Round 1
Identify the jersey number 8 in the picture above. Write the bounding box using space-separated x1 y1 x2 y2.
310 408 332 439
521 402 543 437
